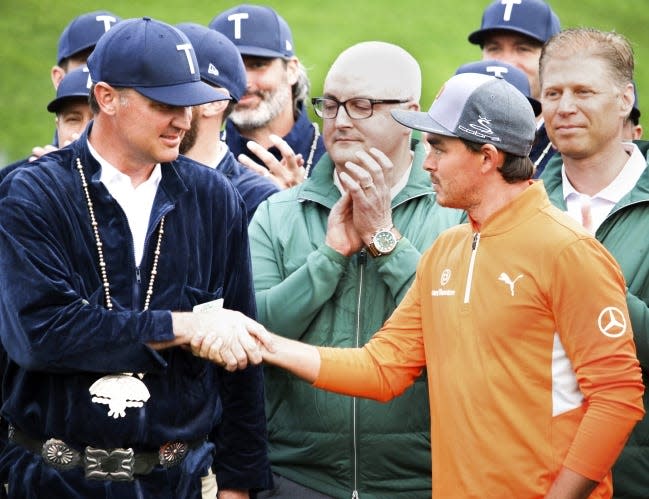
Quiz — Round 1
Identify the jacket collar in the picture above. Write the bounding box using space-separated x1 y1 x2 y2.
474 180 550 236
73 122 190 227
541 140 649 209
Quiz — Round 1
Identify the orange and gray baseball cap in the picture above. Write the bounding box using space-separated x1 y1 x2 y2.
392 73 536 157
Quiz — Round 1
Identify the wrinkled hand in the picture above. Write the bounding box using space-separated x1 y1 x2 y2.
239 134 306 189
338 147 394 244
326 191 363 256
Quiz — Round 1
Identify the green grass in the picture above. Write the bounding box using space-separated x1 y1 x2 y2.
1 0 647 164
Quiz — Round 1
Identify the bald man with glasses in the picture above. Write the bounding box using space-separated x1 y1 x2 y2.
248 41 462 498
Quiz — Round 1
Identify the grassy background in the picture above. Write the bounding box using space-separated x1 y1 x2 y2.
1 0 647 165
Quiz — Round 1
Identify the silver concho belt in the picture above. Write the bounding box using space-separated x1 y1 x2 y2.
9 426 198 481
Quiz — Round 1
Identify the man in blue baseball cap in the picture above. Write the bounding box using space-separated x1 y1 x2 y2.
468 0 561 176
209 4 325 187
177 22 279 223
0 66 95 183
455 60 541 116
0 16 273 498
51 10 121 89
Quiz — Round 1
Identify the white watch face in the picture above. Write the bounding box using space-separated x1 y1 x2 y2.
373 230 397 253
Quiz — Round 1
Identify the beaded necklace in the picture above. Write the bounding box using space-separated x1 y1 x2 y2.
76 156 165 419
76 157 165 311
304 122 320 178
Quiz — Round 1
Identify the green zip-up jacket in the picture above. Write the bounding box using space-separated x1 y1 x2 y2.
249 139 463 498
540 141 649 499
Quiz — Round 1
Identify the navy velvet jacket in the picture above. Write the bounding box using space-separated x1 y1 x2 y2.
224 105 325 177
0 128 271 497
216 149 279 224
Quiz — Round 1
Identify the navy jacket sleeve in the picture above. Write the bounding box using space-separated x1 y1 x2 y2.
0 161 173 373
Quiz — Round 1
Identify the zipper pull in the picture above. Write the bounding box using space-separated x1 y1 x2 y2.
135 266 141 284
352 491 359 499
472 232 479 250
359 249 367 266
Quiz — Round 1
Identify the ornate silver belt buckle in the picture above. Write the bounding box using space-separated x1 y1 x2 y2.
84 446 135 481
158 441 188 468
41 438 81 471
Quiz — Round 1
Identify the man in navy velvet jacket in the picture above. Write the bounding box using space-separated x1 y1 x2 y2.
0 17 272 499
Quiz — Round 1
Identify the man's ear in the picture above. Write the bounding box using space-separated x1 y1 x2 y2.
51 66 65 89
479 143 503 174
406 100 420 112
202 100 229 118
94 83 120 115
285 57 299 86
621 82 635 118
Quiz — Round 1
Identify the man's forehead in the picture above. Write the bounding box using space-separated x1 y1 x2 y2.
324 67 397 98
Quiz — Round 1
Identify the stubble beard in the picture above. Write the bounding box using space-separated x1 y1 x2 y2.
229 86 291 132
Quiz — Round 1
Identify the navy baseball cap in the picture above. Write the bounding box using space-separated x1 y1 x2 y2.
176 23 247 102
455 60 541 116
631 81 641 121
47 66 92 113
57 11 121 65
391 73 536 157
87 17 228 107
468 0 560 45
209 4 294 59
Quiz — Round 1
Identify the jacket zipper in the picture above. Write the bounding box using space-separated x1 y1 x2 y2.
463 233 480 304
351 250 367 499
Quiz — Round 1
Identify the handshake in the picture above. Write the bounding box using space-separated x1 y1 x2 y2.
150 308 275 372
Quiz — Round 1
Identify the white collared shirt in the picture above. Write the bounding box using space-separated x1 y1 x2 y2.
87 140 162 266
562 142 647 234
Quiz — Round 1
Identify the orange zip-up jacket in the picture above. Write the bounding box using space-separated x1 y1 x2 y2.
315 181 644 498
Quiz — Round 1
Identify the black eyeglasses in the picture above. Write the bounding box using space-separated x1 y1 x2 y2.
311 97 409 120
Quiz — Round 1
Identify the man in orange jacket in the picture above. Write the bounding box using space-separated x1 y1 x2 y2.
259 72 645 499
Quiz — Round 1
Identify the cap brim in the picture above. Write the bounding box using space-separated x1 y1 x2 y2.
135 80 229 107
236 45 288 59
391 109 458 137
47 94 89 113
528 97 542 117
468 27 545 45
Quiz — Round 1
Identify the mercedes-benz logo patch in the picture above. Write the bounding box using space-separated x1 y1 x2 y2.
597 306 627 338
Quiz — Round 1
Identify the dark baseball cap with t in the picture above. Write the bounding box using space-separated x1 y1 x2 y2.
87 17 229 107
209 4 294 59
391 73 536 157
455 60 541 116
57 10 121 65
631 81 641 122
47 66 92 113
176 22 247 102
468 0 560 46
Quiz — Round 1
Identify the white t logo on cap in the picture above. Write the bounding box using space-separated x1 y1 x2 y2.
176 43 196 75
95 15 118 32
82 66 92 89
486 65 509 78
501 0 522 21
227 13 249 39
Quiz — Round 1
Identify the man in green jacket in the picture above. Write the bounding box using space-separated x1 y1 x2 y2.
249 41 462 498
538 28 649 498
